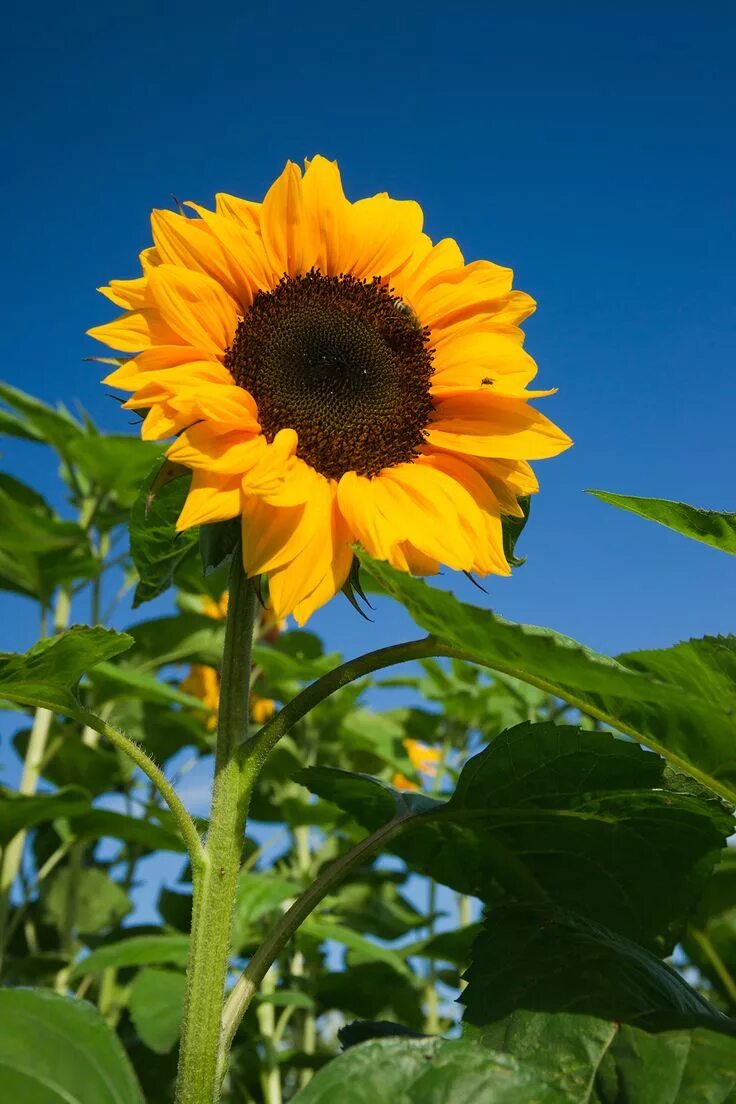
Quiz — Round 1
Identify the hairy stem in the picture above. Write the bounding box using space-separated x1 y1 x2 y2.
239 637 457 775
175 552 257 1104
77 710 205 870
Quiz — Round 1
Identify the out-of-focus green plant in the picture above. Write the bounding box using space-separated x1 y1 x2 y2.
0 382 734 1103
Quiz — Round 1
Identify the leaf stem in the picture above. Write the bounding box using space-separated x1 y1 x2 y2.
76 709 205 870
175 549 257 1104
238 637 457 775
220 813 411 1060
689 926 736 1008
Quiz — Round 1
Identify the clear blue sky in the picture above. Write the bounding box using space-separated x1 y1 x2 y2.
3 1 735 658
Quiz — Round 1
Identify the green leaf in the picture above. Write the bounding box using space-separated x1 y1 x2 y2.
87 660 209 712
0 626 133 714
0 988 144 1103
461 906 725 1028
231 872 300 951
301 917 415 979
0 787 90 846
65 436 163 505
69 935 190 980
588 490 736 555
502 494 531 567
44 868 132 934
297 723 731 951
473 1010 736 1104
314 963 424 1030
129 463 198 607
125 612 225 669
684 849 736 1009
291 1036 566 1103
199 517 240 573
68 809 185 853
0 381 84 461
128 969 186 1054
358 554 736 804
13 722 127 796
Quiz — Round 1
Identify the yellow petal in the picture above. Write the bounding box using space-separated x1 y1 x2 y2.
215 193 262 230
167 424 265 473
177 472 241 530
151 208 248 305
259 161 319 277
347 193 424 280
301 156 353 275
185 202 277 302
88 309 184 353
392 237 464 301
148 265 239 355
426 394 573 460
417 453 509 575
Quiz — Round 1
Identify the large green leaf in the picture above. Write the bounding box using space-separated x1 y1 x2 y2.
0 480 87 554
231 871 300 951
87 660 209 712
0 787 90 846
129 463 198 607
0 626 133 714
68 809 185 853
125 613 225 669
129 969 186 1054
69 935 190 980
44 868 132 934
291 1036 566 1103
0 987 144 1103
65 436 163 506
684 849 736 1011
359 554 736 803
461 905 726 1028
297 723 731 951
0 381 84 461
301 918 415 980
474 1010 736 1104
588 490 736 556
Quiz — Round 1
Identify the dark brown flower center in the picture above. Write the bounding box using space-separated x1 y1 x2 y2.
225 271 435 480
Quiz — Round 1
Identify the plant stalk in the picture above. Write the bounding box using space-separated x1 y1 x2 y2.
175 551 257 1104
220 814 411 1060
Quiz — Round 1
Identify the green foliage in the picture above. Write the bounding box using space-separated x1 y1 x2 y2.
473 1011 736 1103
0 988 144 1103
44 868 132 934
129 969 187 1054
0 626 133 714
290 1036 567 1103
588 489 736 556
129 463 198 607
462 905 726 1027
359 553 736 804
297 723 732 952
1 393 735 1101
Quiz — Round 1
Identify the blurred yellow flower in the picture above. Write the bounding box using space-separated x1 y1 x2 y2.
403 738 441 776
181 592 277 729
391 772 420 792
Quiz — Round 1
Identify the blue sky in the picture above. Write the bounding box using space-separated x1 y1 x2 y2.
2 2 735 914
4 1 734 662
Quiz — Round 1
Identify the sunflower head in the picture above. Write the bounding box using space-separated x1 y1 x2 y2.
91 157 571 625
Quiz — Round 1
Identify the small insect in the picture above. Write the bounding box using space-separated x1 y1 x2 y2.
481 377 494 386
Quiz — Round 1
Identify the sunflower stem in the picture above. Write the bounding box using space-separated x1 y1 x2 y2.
175 548 257 1104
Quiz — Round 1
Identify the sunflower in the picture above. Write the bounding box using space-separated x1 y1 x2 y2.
90 157 571 624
